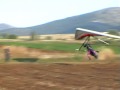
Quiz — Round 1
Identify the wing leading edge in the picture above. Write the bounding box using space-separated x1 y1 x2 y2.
76 28 120 39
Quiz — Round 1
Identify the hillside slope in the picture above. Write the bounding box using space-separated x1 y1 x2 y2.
1 7 120 35
0 23 14 30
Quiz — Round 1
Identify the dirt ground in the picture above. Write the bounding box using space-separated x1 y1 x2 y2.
0 62 119 90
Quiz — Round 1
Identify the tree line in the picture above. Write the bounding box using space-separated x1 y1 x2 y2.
0 33 18 39
0 30 119 40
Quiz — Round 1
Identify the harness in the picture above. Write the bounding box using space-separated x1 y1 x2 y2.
84 44 97 57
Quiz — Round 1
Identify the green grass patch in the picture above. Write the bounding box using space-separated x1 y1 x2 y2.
0 41 119 54
0 41 80 52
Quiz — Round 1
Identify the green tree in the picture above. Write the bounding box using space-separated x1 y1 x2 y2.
0 33 17 39
1 33 9 39
8 34 18 39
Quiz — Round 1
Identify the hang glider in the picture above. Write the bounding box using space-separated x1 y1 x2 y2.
75 28 120 40
75 28 120 60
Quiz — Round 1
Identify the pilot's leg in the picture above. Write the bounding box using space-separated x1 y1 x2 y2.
87 51 91 60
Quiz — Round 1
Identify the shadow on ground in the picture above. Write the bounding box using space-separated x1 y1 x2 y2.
13 58 39 62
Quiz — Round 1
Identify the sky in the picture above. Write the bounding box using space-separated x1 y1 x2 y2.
0 0 120 27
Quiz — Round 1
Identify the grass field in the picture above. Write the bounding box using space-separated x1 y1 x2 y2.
0 40 119 54
0 41 78 52
0 40 119 63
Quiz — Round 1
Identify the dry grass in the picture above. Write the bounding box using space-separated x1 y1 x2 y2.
0 45 118 62
18 34 74 40
0 46 40 58
0 46 74 60
98 48 116 60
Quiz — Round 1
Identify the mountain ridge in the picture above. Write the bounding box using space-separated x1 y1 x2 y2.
0 23 14 30
0 7 120 35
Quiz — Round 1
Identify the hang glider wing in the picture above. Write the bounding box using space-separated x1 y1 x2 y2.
75 28 120 40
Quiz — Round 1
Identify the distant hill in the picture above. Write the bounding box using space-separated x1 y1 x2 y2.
0 7 120 36
0 23 14 30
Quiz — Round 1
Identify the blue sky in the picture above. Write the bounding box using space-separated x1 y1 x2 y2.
0 0 119 27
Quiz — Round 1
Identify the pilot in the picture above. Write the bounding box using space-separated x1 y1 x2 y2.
83 43 99 60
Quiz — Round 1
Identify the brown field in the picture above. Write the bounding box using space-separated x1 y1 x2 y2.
0 61 120 90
